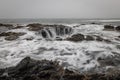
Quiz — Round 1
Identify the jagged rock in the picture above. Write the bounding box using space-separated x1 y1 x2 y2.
115 26 120 31
0 57 63 80
97 54 120 67
0 57 120 80
27 23 43 31
0 32 26 41
0 23 14 29
66 34 85 42
104 25 114 30
13 26 25 29
85 35 94 41
0 32 25 37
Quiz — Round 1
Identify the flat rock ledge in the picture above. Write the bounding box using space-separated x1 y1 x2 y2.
0 57 120 80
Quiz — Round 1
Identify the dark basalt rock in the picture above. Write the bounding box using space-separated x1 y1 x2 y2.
27 23 43 31
0 32 25 37
0 57 63 80
55 37 63 41
0 57 120 80
0 23 14 29
104 25 114 30
103 39 111 43
25 37 34 41
85 35 94 41
13 26 25 29
0 32 26 41
66 34 85 42
115 26 120 31
5 35 19 41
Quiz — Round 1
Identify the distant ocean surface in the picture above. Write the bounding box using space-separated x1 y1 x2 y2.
0 19 120 25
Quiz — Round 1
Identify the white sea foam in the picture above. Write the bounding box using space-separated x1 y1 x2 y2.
0 24 120 72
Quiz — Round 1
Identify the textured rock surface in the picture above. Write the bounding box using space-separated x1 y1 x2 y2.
66 34 85 42
0 57 120 80
104 25 114 30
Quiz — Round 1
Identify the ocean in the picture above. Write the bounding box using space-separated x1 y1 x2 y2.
0 18 120 25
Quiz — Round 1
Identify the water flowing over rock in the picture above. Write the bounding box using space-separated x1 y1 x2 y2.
36 25 73 38
85 35 95 41
0 57 120 80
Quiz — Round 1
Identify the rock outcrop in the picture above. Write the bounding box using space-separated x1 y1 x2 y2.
104 25 114 30
115 26 120 31
0 57 120 80
0 32 26 41
66 34 85 42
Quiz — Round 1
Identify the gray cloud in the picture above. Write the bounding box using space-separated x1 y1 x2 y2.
0 0 119 18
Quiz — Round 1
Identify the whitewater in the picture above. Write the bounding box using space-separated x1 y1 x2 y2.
0 23 120 73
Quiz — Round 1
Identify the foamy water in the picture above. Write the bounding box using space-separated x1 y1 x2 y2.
0 24 120 73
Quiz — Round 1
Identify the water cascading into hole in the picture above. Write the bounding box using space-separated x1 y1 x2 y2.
41 26 73 39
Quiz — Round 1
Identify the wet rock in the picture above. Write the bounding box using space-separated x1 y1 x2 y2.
0 32 25 37
115 26 120 31
5 35 19 41
13 26 25 29
97 55 120 67
0 32 26 41
27 23 43 31
85 35 94 41
96 36 104 41
66 34 85 42
0 57 63 80
116 45 120 49
1 57 120 80
25 37 34 41
55 37 63 41
104 39 111 43
104 25 114 30
0 23 14 29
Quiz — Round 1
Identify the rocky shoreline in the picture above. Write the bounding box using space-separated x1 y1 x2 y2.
0 57 120 80
0 23 120 80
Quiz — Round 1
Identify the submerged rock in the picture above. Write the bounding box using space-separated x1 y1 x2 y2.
66 34 85 42
85 35 94 41
96 36 104 41
13 26 25 29
5 35 19 41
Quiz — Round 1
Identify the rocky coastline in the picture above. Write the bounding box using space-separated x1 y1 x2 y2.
0 23 120 80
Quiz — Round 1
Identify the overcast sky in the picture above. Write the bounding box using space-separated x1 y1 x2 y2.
0 0 120 19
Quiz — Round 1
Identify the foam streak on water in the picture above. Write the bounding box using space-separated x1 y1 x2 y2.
0 24 120 73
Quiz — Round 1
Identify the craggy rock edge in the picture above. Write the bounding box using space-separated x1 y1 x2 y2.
0 57 120 80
